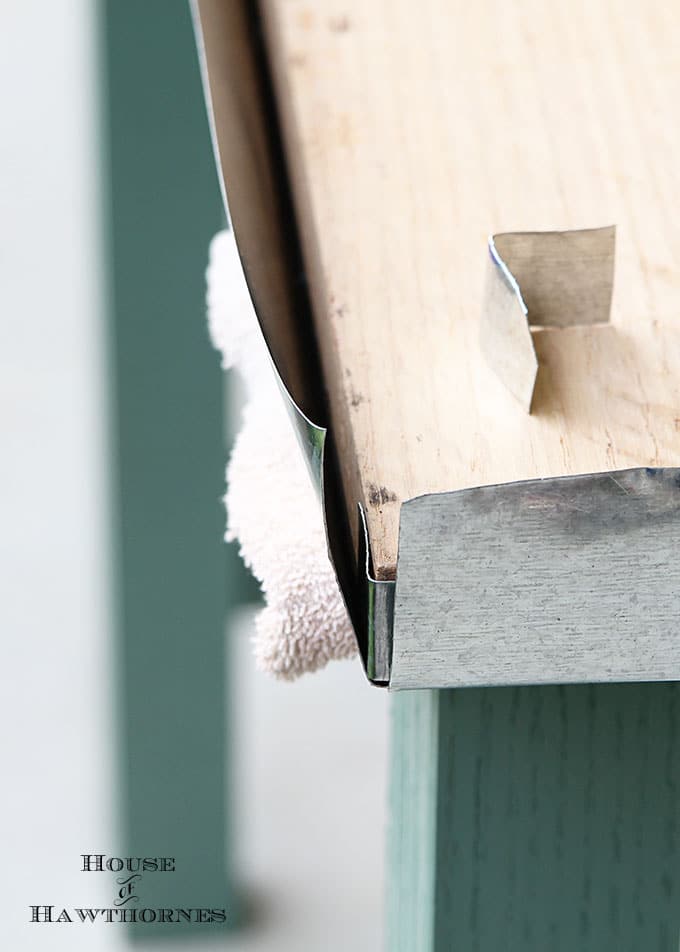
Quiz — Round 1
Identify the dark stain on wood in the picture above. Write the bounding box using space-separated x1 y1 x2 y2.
330 293 346 319
329 14 351 33
288 51 307 69
368 484 398 506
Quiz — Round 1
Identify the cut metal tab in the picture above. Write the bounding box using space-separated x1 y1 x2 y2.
481 226 616 411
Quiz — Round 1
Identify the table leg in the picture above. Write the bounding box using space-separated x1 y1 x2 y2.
388 684 680 951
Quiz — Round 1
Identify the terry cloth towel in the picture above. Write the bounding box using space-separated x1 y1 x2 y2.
206 230 356 679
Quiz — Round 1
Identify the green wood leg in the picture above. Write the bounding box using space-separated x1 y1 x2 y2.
388 684 680 951
102 0 253 933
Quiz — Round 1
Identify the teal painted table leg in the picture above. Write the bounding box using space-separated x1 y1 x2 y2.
102 0 254 933
388 684 680 951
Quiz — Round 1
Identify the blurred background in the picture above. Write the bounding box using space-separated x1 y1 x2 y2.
1 1 387 947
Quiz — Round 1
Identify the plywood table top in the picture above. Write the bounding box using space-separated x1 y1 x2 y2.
261 0 680 577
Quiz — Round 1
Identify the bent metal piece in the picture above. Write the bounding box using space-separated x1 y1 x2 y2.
482 226 616 411
358 505 395 683
391 467 680 690
192 0 383 679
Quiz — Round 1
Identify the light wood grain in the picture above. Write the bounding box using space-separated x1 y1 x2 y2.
261 0 680 578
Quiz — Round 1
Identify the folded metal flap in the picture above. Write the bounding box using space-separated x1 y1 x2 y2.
391 467 680 690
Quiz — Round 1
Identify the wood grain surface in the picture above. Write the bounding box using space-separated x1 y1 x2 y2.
261 0 680 578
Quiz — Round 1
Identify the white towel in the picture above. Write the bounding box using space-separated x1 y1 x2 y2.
206 230 356 679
